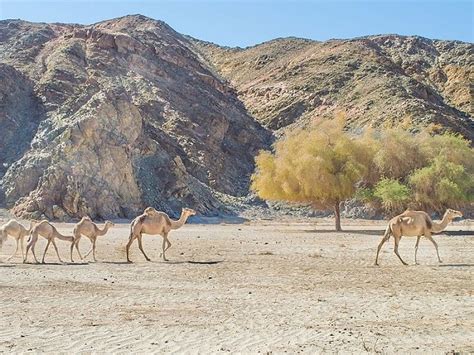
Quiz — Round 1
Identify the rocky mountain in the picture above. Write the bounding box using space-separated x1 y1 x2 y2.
0 15 472 220
193 35 473 138
0 15 271 220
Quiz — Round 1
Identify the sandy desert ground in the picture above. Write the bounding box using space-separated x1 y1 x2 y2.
0 216 473 354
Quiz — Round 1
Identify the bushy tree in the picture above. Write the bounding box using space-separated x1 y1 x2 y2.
366 130 473 213
373 128 427 179
251 116 372 231
252 114 473 226
373 178 410 213
409 155 473 212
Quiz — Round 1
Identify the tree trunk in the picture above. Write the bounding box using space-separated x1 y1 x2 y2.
334 201 342 231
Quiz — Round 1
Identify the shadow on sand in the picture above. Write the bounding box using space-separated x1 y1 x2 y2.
161 260 224 265
438 263 474 268
187 260 223 265
303 229 385 235
21 262 89 266
302 229 474 236
0 264 16 268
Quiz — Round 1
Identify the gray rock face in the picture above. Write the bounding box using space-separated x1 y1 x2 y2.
193 35 473 139
0 64 44 181
0 16 271 219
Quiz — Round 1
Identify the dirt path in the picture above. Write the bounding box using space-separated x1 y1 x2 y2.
0 219 472 353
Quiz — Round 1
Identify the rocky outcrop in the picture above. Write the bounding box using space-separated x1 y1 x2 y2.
0 16 271 219
193 36 473 139
1 15 472 220
0 64 44 183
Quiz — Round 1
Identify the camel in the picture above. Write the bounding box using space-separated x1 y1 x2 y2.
126 207 196 262
375 208 463 266
24 220 74 264
0 220 35 261
70 217 114 262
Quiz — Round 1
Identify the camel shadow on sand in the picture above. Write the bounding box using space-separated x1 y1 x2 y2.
438 263 474 268
302 229 474 236
0 264 16 268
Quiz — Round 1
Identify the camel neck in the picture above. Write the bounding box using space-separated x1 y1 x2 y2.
97 224 110 236
432 212 451 233
170 212 189 230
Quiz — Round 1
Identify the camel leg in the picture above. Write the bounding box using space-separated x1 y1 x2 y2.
138 234 151 261
7 238 20 261
31 242 39 264
20 236 25 260
125 234 137 263
84 238 97 262
92 240 97 262
164 238 172 252
24 234 39 264
75 240 84 262
414 236 421 265
51 239 63 263
161 233 169 261
393 236 408 265
71 234 84 262
425 234 442 263
83 237 94 259
23 241 30 263
374 234 390 266
42 239 52 264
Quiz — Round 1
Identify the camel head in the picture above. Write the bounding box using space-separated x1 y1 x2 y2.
445 209 463 221
105 220 115 228
182 208 196 217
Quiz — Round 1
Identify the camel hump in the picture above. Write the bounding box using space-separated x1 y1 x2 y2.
398 216 412 224
144 207 158 216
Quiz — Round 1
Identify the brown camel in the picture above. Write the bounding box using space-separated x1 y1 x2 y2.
70 217 114 262
0 220 35 261
375 209 463 265
126 207 196 262
24 220 74 264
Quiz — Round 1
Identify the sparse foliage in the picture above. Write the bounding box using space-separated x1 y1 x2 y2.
252 113 473 225
251 115 372 230
373 178 410 213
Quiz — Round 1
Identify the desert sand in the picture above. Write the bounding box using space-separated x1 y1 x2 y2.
0 217 473 353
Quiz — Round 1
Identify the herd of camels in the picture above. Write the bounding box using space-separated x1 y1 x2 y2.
0 207 463 266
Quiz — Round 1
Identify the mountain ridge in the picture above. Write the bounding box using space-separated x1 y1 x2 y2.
0 15 472 220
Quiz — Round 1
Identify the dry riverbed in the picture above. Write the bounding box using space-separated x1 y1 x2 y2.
0 217 473 353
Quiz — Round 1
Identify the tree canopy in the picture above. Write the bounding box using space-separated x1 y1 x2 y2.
251 114 473 230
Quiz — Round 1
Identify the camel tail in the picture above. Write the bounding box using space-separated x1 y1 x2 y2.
383 225 392 240
27 229 35 243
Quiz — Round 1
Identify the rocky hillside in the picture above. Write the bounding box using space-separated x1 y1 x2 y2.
193 35 473 138
0 15 271 220
0 15 472 220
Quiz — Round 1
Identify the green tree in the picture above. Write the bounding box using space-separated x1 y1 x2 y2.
373 128 427 179
409 155 473 212
367 130 473 213
251 116 372 231
373 178 410 213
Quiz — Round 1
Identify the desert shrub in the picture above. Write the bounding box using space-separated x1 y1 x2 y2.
373 128 427 180
409 155 473 212
373 178 410 213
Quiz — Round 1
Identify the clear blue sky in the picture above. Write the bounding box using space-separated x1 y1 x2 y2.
1 1 472 47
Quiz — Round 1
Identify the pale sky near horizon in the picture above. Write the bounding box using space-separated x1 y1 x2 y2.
1 0 472 47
